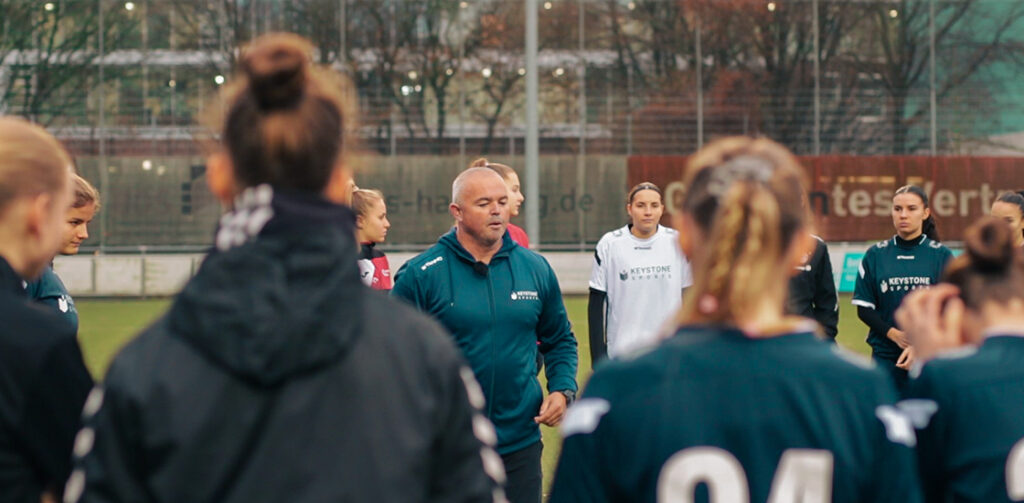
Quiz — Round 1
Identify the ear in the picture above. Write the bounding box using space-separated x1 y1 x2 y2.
449 202 461 222
325 163 354 205
355 214 365 230
923 206 932 221
785 230 817 276
23 193 52 240
206 152 235 204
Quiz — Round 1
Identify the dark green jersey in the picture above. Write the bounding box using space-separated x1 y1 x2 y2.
906 334 1024 503
550 325 922 503
24 266 77 332
853 235 953 360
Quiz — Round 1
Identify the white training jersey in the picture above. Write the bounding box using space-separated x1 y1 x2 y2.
589 225 693 358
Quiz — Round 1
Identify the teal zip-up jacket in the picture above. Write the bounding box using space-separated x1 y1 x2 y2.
393 229 579 455
25 266 78 332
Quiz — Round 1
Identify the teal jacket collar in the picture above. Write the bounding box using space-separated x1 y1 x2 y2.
437 227 518 265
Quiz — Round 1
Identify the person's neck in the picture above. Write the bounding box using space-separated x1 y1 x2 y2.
980 301 1024 337
0 242 29 280
630 224 657 239
896 230 923 242
456 227 502 264
734 295 792 337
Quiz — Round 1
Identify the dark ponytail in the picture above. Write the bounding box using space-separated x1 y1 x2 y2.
921 216 940 242
895 185 941 242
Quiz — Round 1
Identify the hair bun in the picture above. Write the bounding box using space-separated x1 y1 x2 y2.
964 216 1015 273
241 34 312 111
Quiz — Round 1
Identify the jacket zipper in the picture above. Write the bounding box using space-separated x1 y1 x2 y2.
486 263 497 421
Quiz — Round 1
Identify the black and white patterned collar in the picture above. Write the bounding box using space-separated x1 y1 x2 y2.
216 185 276 252
214 184 356 252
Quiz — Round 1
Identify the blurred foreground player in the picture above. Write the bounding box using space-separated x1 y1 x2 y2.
551 137 921 503
0 117 93 503
897 216 1024 502
69 33 503 503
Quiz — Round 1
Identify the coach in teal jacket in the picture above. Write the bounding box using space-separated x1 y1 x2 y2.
393 168 578 503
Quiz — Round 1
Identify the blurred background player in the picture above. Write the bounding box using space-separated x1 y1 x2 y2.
472 157 528 247
26 173 100 331
853 184 952 395
990 191 1024 248
69 33 502 503
786 235 839 341
587 182 692 364
551 137 920 503
352 188 392 290
0 117 93 503
896 216 1024 502
393 167 578 503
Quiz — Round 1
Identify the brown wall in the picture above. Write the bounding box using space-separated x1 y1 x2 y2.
628 155 1024 242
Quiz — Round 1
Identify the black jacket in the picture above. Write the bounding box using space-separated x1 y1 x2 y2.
71 188 500 503
786 237 839 339
0 257 93 503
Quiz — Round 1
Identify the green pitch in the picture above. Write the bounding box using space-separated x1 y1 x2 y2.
76 294 870 498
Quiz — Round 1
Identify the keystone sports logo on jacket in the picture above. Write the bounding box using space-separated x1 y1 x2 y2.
880 276 932 293
510 290 539 301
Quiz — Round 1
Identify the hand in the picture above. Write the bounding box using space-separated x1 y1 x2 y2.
896 346 915 370
534 392 568 426
895 284 966 362
887 328 910 349
41 491 57 503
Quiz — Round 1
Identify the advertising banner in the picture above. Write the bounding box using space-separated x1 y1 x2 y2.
628 155 1024 242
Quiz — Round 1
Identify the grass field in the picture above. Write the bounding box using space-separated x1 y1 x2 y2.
76 293 870 496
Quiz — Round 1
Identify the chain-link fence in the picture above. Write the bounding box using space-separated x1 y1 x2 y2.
3 0 1024 249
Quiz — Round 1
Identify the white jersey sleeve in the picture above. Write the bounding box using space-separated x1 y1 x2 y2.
589 232 613 292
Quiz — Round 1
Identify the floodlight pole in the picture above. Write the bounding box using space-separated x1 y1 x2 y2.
929 0 937 155
339 0 346 65
577 0 586 249
98 0 108 252
813 0 821 155
695 10 703 149
525 0 540 246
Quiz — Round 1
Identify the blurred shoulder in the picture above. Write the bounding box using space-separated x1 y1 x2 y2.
0 291 75 348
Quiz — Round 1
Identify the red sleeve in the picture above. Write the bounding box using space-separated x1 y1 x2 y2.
508 223 530 248
372 255 392 290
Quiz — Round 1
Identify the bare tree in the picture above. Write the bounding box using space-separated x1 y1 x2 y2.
853 0 1024 153
0 0 137 126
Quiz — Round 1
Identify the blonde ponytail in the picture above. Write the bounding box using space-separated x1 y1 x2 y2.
675 136 810 330
680 182 784 324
